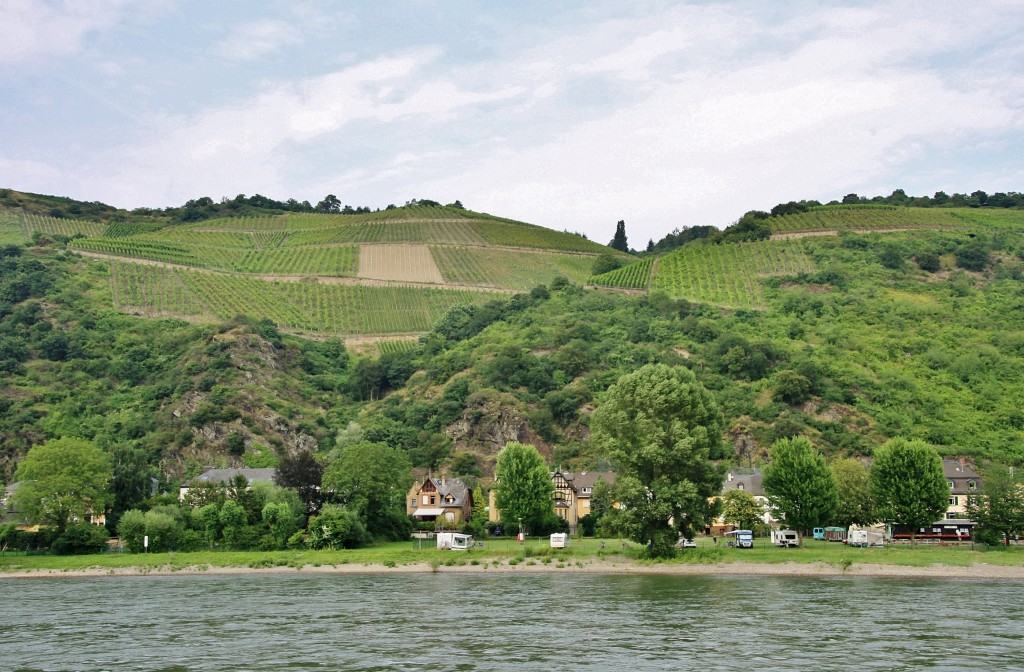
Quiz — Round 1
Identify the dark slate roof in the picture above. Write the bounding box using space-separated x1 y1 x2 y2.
194 468 277 485
571 471 615 492
721 471 765 496
429 477 471 506
943 459 980 479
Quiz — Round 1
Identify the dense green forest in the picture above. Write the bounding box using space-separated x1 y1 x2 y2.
2 189 1024 544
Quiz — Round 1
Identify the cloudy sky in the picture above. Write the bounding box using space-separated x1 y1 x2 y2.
2 1 1022 245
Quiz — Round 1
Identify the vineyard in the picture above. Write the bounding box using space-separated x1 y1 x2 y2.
18 213 106 239
431 246 595 289
471 220 610 253
107 262 502 336
769 206 960 233
650 240 816 308
589 257 653 289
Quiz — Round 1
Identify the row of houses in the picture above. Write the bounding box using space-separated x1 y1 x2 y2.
721 458 982 534
5 458 983 536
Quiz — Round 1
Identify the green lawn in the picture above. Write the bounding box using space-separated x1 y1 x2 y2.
3 537 1022 574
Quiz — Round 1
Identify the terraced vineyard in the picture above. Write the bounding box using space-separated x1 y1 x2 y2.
431 246 596 289
18 213 106 239
108 262 502 336
650 240 816 308
769 205 961 233
589 257 653 289
40 203 625 334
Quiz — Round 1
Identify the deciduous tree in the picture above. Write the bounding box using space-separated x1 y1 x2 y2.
14 438 112 532
322 441 413 541
831 458 874 528
720 489 764 531
968 464 1024 546
870 438 947 545
590 364 725 557
493 441 553 533
762 436 838 541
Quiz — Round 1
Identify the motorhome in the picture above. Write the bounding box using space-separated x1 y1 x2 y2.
725 529 754 548
771 529 800 547
436 532 473 550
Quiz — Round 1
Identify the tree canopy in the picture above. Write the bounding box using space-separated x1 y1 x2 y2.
590 363 725 557
831 457 874 528
762 436 838 539
493 441 553 533
322 440 413 541
13 438 112 532
870 438 948 544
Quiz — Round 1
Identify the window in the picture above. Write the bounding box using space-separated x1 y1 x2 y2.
947 512 959 519
430 496 436 505
948 481 954 490
949 496 959 506
968 480 977 491
582 487 592 495
737 483 745 491
410 499 416 508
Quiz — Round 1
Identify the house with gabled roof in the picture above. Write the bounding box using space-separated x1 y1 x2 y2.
406 476 473 528
178 467 277 501
552 470 616 534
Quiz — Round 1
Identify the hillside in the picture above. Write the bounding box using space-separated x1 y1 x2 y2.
0 191 626 338
2 194 1024 518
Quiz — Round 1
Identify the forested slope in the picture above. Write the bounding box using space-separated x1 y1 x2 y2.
2 195 1024 521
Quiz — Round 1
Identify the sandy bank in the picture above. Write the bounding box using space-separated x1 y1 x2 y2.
4 558 1023 580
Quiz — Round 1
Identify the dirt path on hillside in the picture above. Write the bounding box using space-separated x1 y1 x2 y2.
771 226 945 239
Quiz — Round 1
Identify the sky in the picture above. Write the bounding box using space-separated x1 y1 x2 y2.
2 0 1023 246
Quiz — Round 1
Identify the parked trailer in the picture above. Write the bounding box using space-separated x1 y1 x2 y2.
771 529 800 547
436 532 473 550
824 526 848 542
549 533 569 549
847 530 884 548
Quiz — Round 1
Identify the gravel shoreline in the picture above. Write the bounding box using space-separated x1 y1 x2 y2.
4 558 1023 580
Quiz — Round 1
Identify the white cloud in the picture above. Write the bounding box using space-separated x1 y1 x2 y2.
213 19 303 62
0 0 137 64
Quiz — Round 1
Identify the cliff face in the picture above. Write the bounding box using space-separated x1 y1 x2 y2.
161 329 323 481
446 390 552 474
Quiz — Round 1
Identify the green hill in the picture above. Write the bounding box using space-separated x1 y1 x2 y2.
2 193 1024 510
0 192 623 338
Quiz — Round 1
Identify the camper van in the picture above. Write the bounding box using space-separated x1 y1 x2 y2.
725 529 754 548
847 530 884 548
771 529 800 548
549 533 569 549
436 532 473 550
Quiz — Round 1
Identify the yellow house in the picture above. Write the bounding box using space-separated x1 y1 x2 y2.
943 459 981 520
407 476 473 528
489 470 615 534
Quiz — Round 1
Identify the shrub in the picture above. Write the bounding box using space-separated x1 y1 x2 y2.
52 523 109 555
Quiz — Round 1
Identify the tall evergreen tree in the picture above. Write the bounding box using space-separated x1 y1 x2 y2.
609 220 629 252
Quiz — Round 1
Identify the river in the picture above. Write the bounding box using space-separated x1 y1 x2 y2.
2 573 1022 671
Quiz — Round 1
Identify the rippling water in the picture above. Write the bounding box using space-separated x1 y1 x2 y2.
2 572 1022 671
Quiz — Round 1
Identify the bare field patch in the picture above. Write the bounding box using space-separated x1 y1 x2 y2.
358 244 445 283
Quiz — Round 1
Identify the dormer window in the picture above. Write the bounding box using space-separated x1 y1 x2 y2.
968 480 977 491
948 481 954 490
738 483 745 491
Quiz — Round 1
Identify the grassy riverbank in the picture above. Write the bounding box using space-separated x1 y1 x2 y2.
3 538 1024 578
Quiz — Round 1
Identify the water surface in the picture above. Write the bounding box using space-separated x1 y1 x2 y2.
2 573 1021 671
